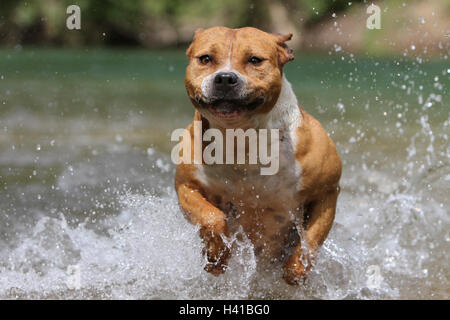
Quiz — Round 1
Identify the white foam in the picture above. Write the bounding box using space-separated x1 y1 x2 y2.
1 156 447 299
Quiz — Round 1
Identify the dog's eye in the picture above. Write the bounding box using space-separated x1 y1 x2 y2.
248 56 263 65
198 55 212 65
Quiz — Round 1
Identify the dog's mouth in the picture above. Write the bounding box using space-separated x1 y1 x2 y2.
207 104 241 118
196 96 265 118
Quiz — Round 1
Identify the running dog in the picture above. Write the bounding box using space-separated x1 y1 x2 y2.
175 26 341 284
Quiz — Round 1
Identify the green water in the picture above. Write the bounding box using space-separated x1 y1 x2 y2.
1 49 447 182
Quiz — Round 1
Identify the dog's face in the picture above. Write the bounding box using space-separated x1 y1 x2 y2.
185 27 294 128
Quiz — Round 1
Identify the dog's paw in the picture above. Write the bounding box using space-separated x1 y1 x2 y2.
202 234 230 276
204 261 228 276
283 252 312 285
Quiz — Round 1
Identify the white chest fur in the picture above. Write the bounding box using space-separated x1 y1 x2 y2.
196 76 302 194
195 77 303 247
199 129 300 210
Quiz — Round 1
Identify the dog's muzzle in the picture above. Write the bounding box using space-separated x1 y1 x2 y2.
214 72 239 91
196 71 264 114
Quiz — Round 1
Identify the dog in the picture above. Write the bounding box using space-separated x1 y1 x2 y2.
175 26 341 284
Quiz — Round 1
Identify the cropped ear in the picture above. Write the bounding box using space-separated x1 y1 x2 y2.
273 33 294 66
186 28 204 57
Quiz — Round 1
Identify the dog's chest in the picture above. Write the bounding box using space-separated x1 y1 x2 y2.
199 133 300 207
196 132 303 257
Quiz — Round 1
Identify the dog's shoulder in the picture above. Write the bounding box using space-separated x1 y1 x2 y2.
294 107 342 198
174 114 204 191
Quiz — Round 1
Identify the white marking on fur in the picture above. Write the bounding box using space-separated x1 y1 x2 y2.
254 75 303 190
254 75 301 131
201 69 247 101
200 36 247 101
194 164 209 187
195 75 304 257
223 37 233 71
199 75 303 197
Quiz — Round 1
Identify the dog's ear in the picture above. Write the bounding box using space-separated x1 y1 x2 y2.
273 33 294 66
186 28 204 57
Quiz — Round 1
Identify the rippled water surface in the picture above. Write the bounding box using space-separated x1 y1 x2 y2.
0 50 448 299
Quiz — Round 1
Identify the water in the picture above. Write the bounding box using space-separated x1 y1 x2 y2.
0 49 448 299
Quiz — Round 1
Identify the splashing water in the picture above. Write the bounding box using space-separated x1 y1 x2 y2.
0 141 448 299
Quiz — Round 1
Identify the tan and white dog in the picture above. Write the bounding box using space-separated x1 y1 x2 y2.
175 26 341 284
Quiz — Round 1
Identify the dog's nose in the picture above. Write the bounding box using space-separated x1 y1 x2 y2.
214 72 238 89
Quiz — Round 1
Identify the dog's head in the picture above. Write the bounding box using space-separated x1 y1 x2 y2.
185 26 294 128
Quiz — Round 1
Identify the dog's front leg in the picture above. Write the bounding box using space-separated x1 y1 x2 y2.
177 183 230 276
283 189 339 284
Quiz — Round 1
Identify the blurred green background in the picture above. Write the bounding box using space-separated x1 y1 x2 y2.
0 0 449 55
